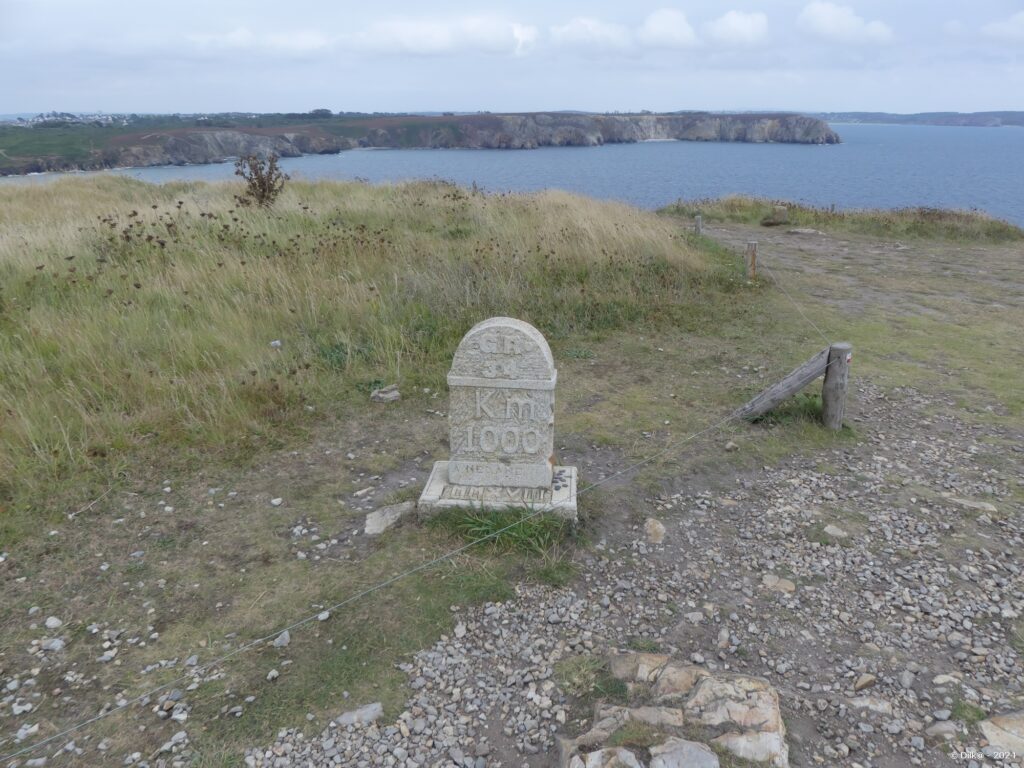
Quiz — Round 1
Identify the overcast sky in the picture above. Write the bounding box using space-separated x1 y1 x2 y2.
1 0 1022 114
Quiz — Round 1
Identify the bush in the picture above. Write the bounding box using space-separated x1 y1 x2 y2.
234 154 289 208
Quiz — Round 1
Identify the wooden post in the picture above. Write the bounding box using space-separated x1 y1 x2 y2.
821 342 852 430
734 347 831 421
745 241 758 279
695 214 703 236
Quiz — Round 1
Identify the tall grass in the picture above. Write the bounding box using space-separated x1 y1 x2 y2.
661 195 1024 242
0 177 734 541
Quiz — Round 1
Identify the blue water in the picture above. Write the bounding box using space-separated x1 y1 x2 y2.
5 124 1024 225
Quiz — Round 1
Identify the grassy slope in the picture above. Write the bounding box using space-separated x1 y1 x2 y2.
0 177 731 543
662 195 1024 243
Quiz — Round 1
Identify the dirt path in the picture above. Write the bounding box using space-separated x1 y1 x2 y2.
707 223 1024 317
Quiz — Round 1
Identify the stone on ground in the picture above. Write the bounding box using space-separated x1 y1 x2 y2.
649 738 719 768
607 651 669 683
335 702 383 727
823 523 848 538
364 500 415 535
644 517 666 545
762 573 796 594
950 496 998 513
562 653 789 768
370 383 400 403
979 711 1024 753
651 663 710 700
854 673 877 691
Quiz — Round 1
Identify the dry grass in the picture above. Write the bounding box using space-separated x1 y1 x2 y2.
0 176 733 544
661 195 1024 242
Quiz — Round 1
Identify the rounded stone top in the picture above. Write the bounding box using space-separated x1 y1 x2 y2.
449 317 556 387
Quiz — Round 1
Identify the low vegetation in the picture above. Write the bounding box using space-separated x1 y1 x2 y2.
952 698 988 725
427 509 572 555
554 655 629 705
662 195 1024 242
606 721 667 750
234 154 289 208
627 637 663 653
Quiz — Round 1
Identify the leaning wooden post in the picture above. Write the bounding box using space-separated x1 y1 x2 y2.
821 342 852 430
695 214 703 236
745 241 758 279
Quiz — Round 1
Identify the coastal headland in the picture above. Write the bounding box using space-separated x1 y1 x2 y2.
0 111 840 175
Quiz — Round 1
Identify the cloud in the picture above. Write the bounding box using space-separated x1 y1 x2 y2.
187 27 331 55
982 11 1024 42
357 16 537 56
703 10 768 46
550 17 633 51
798 2 892 44
636 9 698 49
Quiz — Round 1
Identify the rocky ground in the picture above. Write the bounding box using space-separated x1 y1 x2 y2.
231 378 1022 768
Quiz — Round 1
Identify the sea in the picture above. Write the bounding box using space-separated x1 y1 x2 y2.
4 123 1024 225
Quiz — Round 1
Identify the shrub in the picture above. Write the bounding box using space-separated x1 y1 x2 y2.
234 154 289 208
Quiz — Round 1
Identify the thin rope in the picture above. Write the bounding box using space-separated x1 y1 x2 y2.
67 485 115 521
759 259 832 346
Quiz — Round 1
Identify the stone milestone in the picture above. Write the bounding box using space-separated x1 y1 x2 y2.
419 317 577 519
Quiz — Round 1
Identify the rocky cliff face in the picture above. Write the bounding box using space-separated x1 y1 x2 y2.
107 130 346 169
5 113 839 174
443 113 840 149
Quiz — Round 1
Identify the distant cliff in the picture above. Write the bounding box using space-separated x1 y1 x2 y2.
811 111 1024 128
404 113 840 149
0 112 839 175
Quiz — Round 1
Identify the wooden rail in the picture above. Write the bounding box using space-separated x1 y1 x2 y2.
735 342 852 429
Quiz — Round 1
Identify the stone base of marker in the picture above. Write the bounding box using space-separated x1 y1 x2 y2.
418 462 578 521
